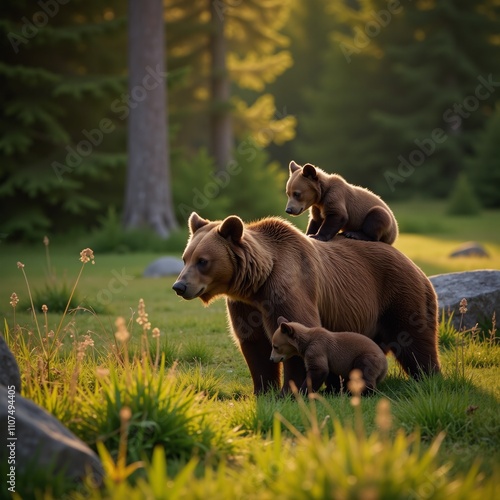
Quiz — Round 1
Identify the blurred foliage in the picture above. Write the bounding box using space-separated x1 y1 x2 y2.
165 0 296 152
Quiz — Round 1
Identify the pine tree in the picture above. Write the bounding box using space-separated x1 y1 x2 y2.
469 106 500 208
0 1 127 239
295 0 500 199
372 0 500 197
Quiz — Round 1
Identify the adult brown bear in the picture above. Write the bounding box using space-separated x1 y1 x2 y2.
173 213 440 394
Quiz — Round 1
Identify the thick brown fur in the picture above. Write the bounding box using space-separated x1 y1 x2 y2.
286 160 398 243
270 318 388 395
173 212 440 394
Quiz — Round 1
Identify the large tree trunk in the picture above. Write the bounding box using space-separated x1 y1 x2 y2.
209 0 233 171
123 0 178 237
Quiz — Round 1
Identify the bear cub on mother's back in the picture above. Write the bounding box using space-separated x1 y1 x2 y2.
285 160 398 243
270 317 388 395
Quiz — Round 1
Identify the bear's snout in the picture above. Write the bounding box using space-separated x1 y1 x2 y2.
172 281 187 296
285 207 294 215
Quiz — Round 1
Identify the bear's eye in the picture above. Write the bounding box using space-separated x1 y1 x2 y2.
197 258 208 267
293 191 301 200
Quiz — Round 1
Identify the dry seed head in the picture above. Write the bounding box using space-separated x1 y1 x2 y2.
43 236 49 246
47 330 54 338
114 316 130 343
79 248 95 264
120 406 132 423
459 298 468 315
375 398 392 433
348 368 365 397
96 367 110 378
136 298 151 330
17 261 24 269
9 293 19 308
42 304 48 313
152 327 160 338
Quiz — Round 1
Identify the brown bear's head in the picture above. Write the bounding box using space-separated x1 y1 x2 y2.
270 317 301 363
285 160 321 216
172 212 243 304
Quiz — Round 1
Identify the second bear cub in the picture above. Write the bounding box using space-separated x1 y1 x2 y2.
285 160 398 243
270 317 388 394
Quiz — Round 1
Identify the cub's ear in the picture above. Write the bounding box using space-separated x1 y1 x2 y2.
280 322 294 337
277 316 289 326
219 215 244 243
302 163 318 180
189 212 210 234
289 160 301 174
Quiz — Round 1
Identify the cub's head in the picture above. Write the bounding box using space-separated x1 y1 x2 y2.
270 316 301 363
285 160 321 216
172 212 243 304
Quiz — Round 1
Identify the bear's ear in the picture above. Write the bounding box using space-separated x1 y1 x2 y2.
219 215 244 243
189 212 210 234
289 160 301 174
280 322 295 337
277 316 289 326
302 163 318 180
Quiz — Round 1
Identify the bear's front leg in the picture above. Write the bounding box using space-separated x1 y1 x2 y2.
311 213 347 241
227 300 281 394
299 362 329 394
282 357 307 395
306 205 323 235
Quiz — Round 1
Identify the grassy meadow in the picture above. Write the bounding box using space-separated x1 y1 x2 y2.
0 201 499 498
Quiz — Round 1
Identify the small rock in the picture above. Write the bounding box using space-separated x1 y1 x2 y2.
449 242 489 258
0 335 21 392
0 385 103 485
143 256 184 277
430 269 500 330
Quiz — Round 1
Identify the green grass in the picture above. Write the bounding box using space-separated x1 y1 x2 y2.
0 201 499 498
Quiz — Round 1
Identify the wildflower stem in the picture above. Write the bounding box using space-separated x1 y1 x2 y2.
55 263 85 337
19 266 46 357
44 236 53 279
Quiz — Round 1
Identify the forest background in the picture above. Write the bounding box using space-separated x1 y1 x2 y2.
1 0 500 242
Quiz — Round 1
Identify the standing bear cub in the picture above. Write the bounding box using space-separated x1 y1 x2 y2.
270 317 388 395
285 160 398 243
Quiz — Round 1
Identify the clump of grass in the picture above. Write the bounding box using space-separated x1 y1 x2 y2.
180 338 214 364
392 373 476 441
75 357 241 466
439 309 458 350
178 363 223 399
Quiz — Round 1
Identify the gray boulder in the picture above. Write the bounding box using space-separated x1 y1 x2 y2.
430 269 500 330
143 256 184 277
449 242 490 258
0 335 21 392
0 385 103 485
